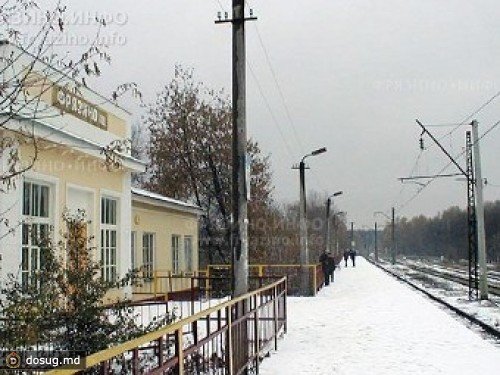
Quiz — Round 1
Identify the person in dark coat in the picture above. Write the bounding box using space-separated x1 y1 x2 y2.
319 251 330 286
349 249 357 267
326 253 336 282
343 250 349 267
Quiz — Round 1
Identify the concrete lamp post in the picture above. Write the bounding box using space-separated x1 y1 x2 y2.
326 191 343 255
298 147 327 296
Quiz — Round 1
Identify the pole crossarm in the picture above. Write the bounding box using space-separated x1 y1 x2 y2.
416 119 467 177
374 211 391 221
215 16 258 24
398 173 463 181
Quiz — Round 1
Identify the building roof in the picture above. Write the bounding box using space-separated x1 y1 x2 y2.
131 187 204 216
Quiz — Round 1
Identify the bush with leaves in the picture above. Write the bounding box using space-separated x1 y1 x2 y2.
0 211 174 354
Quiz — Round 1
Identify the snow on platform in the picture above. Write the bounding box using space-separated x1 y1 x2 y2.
259 257 500 375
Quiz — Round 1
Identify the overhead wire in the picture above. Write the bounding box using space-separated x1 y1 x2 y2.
245 0 329 192
246 61 296 160
250 21 305 155
215 0 327 192
393 84 500 214
433 89 500 148
214 0 226 12
396 117 500 213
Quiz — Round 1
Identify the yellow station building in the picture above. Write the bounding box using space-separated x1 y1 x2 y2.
0 41 202 301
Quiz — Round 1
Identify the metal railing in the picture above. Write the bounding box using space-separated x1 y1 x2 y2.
47 276 287 375
206 264 322 296
131 264 323 299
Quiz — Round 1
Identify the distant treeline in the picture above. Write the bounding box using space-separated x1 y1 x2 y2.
382 201 500 262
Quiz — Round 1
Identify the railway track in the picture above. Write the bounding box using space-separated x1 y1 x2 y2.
404 262 500 296
367 258 500 342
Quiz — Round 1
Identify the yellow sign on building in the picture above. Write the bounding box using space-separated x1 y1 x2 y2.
52 85 108 129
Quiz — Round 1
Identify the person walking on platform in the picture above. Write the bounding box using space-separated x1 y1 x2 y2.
319 251 331 286
327 253 336 282
343 250 349 267
349 249 357 267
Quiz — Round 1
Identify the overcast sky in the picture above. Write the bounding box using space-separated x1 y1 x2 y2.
37 0 500 227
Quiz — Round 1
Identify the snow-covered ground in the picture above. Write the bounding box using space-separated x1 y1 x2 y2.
259 257 500 375
387 261 500 329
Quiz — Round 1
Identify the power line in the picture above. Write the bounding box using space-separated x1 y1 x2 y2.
396 118 500 213
400 87 500 204
246 60 296 160
214 0 226 12
248 18 305 155
435 89 500 147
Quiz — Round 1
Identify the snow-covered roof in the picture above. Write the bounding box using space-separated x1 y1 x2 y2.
131 187 203 215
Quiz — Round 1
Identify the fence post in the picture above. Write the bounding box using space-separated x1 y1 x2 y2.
273 286 278 351
254 294 260 373
312 266 317 296
154 270 159 296
191 277 195 316
176 329 184 374
284 278 288 334
157 336 164 367
227 306 234 374
132 347 139 375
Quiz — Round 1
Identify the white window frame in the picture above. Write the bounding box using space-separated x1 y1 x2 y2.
131 231 137 270
184 236 193 272
21 181 53 289
100 197 119 282
171 235 180 274
142 232 155 280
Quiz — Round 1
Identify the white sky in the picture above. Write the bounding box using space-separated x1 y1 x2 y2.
259 258 500 374
35 0 500 227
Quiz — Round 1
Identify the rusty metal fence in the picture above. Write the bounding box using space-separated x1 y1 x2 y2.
47 276 287 375
206 264 322 296
132 264 322 301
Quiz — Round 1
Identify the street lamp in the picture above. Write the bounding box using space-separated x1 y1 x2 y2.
374 208 396 265
326 191 343 255
333 211 346 257
298 147 327 296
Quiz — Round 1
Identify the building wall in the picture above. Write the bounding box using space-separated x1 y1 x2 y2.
0 41 136 301
131 200 199 297
0 138 132 301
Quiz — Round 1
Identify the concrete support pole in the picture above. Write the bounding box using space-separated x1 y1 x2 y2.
471 120 488 300
326 198 331 253
299 161 309 296
391 207 396 265
231 0 248 298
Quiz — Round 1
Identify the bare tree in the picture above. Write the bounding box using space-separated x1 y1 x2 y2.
144 66 275 265
0 1 140 240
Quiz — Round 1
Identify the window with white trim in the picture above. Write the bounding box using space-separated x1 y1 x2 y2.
100 197 118 282
22 182 52 289
171 235 180 274
142 233 155 280
184 236 193 272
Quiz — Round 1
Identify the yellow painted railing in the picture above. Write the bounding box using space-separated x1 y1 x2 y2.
47 276 287 375
132 264 322 299
206 264 322 296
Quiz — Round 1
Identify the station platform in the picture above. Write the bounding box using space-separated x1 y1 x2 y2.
259 257 500 375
